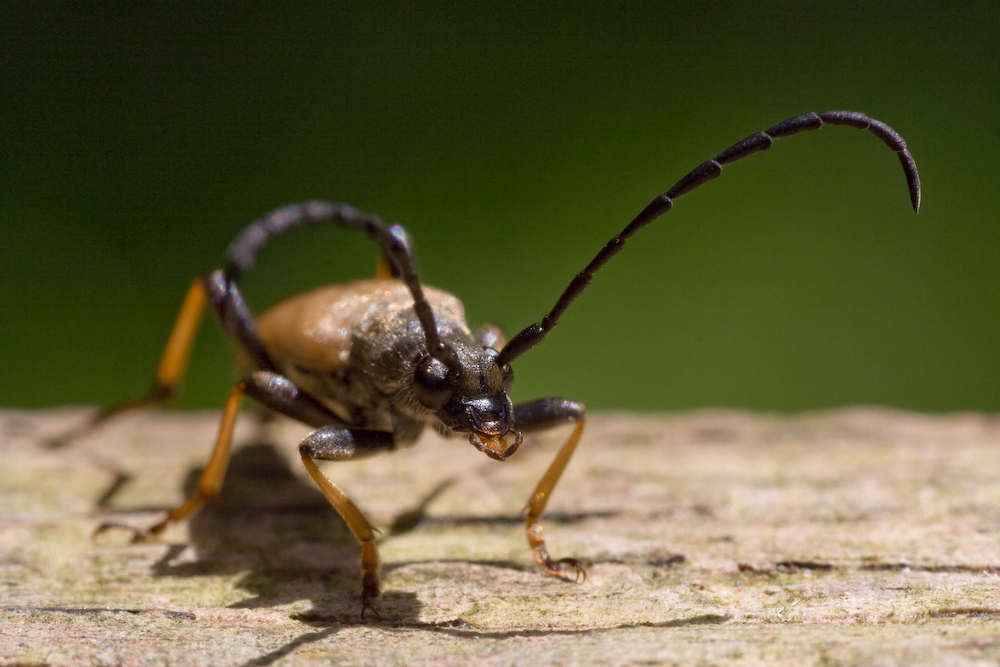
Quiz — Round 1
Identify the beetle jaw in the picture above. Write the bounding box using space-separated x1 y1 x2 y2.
469 430 523 461
438 392 520 459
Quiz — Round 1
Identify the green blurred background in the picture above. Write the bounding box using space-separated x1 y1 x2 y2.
2 2 998 413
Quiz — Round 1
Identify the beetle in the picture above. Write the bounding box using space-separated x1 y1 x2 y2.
65 111 920 617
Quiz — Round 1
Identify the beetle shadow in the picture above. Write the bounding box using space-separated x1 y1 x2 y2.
102 432 627 635
144 440 422 624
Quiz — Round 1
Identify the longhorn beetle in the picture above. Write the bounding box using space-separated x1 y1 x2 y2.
67 111 920 617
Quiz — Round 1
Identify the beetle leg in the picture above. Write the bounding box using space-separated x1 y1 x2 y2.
241 371 344 429
152 278 211 397
48 279 209 448
513 399 587 582
51 268 278 449
95 370 342 542
374 252 395 279
297 427 396 618
96 379 245 542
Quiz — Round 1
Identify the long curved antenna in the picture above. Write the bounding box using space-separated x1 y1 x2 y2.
224 201 454 363
496 110 922 367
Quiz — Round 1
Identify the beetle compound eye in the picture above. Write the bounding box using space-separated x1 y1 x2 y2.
413 356 453 410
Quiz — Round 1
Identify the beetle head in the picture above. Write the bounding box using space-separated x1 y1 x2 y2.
413 344 522 460
383 227 521 459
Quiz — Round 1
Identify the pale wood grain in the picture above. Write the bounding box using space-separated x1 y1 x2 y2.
3 408 1000 666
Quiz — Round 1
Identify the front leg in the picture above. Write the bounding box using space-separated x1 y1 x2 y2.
514 398 587 582
297 426 396 618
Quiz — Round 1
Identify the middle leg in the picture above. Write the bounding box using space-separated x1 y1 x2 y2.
297 426 396 618
95 370 342 541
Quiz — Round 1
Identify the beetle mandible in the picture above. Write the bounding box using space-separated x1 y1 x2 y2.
69 111 920 617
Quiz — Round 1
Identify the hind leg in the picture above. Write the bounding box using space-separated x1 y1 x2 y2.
48 279 209 448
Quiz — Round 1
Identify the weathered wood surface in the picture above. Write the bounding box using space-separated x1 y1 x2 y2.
3 408 1000 666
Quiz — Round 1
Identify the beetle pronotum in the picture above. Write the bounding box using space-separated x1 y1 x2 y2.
67 111 920 617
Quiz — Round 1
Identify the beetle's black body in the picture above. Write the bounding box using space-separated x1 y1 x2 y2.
69 111 920 617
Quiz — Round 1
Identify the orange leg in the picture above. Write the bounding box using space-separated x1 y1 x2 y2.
525 418 587 582
49 278 209 448
96 380 244 542
375 254 394 280
295 426 395 618
152 278 210 393
300 452 382 618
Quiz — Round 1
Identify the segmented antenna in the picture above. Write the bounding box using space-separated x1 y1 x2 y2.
496 110 922 367
224 201 455 364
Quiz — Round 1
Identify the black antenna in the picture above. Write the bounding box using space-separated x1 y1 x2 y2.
224 201 455 364
496 110 922 367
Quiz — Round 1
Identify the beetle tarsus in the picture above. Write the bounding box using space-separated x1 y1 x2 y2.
539 552 587 583
531 537 588 583
554 557 587 584
360 571 382 621
92 520 148 543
